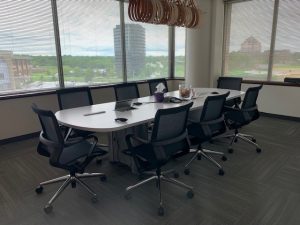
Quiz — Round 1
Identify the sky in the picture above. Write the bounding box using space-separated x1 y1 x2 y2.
229 0 300 53
0 0 185 57
3 0 298 57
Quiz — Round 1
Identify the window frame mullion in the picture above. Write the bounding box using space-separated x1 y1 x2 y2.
267 0 280 81
168 26 175 78
50 0 64 88
119 1 127 82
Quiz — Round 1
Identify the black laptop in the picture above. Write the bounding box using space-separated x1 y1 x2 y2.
115 100 136 111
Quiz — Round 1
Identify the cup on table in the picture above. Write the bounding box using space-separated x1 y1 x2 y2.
179 83 192 99
154 92 165 102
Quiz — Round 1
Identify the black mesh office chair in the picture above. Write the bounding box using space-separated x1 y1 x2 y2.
217 77 242 107
184 92 230 176
114 83 140 101
124 102 194 216
32 104 107 213
224 85 263 153
148 78 169 95
56 87 94 140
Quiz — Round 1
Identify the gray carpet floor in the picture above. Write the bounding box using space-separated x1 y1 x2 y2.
0 116 299 225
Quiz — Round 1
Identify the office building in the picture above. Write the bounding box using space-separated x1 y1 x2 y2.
114 24 145 77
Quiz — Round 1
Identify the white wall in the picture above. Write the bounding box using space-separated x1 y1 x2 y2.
242 84 300 118
185 0 212 87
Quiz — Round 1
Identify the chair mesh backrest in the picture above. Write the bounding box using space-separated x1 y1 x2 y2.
32 104 64 163
217 77 242 91
200 92 230 122
57 87 93 110
151 102 193 142
241 85 262 110
148 79 168 95
114 83 140 101
284 77 300 84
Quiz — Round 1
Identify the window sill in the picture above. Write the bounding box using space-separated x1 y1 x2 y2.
242 80 300 87
0 77 184 101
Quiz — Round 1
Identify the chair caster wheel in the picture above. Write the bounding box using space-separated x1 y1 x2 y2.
96 159 102 165
173 172 179 178
256 148 262 153
124 192 131 200
44 204 53 214
184 168 190 175
71 181 76 188
221 156 227 161
91 196 98 203
234 139 238 143
219 169 225 176
197 155 202 160
252 138 256 143
209 140 214 144
158 206 164 216
228 148 233 154
35 185 43 194
100 175 107 182
186 190 194 199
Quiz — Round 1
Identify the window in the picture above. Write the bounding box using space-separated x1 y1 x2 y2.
223 0 274 80
57 0 122 86
175 28 186 77
124 3 169 81
272 0 300 81
224 0 300 82
0 0 185 96
0 0 58 94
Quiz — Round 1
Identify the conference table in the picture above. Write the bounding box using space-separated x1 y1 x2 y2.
55 88 244 169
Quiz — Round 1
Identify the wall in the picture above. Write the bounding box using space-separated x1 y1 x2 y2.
242 84 300 118
185 0 212 87
0 80 177 140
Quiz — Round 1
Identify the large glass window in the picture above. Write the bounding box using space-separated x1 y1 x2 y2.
272 0 300 81
223 0 274 80
124 3 169 81
175 28 186 77
57 0 122 86
0 0 187 96
0 0 58 94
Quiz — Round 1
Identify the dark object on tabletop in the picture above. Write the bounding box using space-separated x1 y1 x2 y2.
32 104 107 213
217 77 242 108
124 102 194 216
148 78 169 95
284 77 300 84
185 92 230 176
114 83 140 101
154 92 165 102
224 85 263 154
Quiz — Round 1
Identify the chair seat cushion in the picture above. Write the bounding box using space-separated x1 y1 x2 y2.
123 143 167 172
188 122 226 142
59 141 107 166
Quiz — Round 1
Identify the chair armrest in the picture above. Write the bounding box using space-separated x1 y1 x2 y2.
39 132 61 149
188 118 199 124
125 134 149 151
64 135 98 158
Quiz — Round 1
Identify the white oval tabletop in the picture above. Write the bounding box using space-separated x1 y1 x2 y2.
55 88 244 133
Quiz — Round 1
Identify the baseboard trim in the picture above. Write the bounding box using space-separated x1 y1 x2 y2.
261 112 300 122
0 132 40 145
